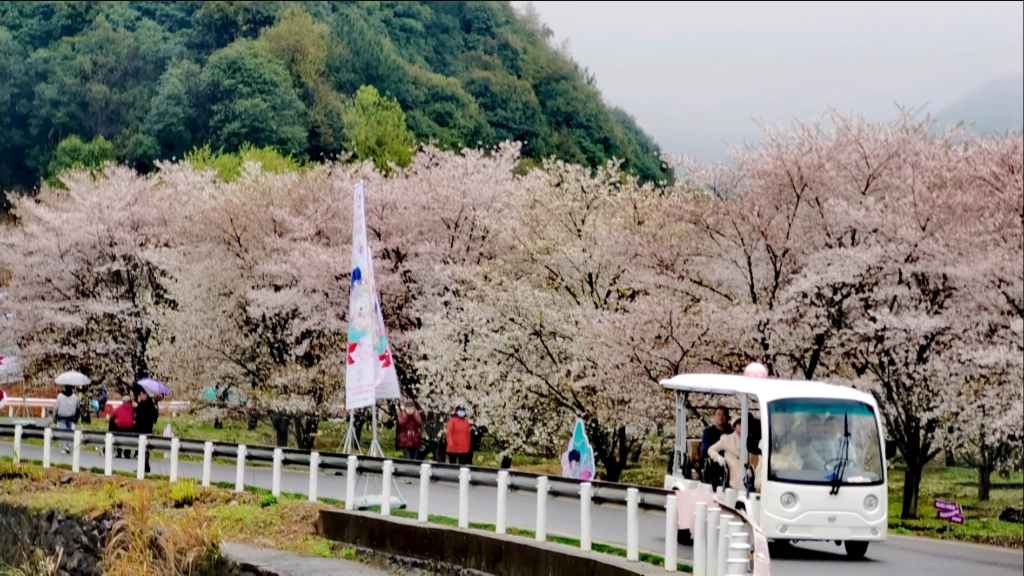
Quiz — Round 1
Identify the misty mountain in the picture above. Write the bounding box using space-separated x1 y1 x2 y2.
936 75 1023 135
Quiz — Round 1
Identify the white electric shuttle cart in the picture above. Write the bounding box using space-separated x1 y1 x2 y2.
662 373 892 558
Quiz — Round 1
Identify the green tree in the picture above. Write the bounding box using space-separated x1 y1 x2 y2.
45 134 116 186
200 39 307 156
145 60 204 159
343 85 414 173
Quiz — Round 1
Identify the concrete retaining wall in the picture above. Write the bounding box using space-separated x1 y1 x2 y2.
319 509 664 576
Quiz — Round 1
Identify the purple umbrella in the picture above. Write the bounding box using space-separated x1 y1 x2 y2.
137 378 171 397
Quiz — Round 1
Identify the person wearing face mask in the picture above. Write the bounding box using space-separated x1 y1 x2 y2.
397 399 423 461
446 405 472 466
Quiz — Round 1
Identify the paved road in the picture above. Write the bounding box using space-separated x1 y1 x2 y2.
2 441 1021 576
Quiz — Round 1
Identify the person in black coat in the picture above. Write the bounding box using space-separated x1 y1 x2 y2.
132 386 159 473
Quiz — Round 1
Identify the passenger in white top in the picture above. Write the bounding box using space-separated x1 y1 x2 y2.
53 385 80 453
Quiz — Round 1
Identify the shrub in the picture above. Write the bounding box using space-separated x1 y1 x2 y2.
171 479 200 508
259 494 278 508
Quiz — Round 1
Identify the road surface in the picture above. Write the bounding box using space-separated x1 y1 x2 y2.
2 441 1020 576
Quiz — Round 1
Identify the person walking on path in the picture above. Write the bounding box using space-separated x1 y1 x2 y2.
445 405 472 466
132 386 159 473
110 395 134 458
397 399 423 461
53 385 80 454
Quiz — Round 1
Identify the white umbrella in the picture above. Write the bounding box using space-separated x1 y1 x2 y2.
55 370 91 387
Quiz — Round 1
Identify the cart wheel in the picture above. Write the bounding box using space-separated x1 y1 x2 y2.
677 529 693 545
844 540 869 558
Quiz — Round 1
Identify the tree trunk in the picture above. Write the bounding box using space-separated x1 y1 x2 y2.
270 413 290 447
978 462 993 501
246 413 258 431
293 416 320 450
901 464 922 519
945 450 955 467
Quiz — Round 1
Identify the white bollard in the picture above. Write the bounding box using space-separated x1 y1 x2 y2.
580 482 592 551
458 467 471 528
724 488 737 508
748 494 761 526
308 452 320 502
345 455 357 510
104 433 114 476
13 425 22 464
235 444 246 492
381 460 393 516
706 507 721 576
716 514 733 576
496 470 509 534
42 428 52 468
272 448 283 497
418 463 431 522
72 430 82 472
693 501 708 576
627 487 640 561
665 494 678 572
170 438 180 483
202 441 213 486
41 408 46 418
137 435 147 479
7 405 12 417
535 476 549 542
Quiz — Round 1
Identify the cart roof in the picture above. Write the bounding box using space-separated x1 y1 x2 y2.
660 373 877 406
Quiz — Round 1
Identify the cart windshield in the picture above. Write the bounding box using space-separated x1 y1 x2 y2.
767 398 883 485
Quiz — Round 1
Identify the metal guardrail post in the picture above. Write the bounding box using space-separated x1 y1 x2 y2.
202 441 213 486
458 467 471 528
418 463 430 522
382 460 394 516
345 455 357 510
235 444 246 492
308 452 320 502
694 501 707 576
137 435 147 480
72 430 82 472
104 433 113 476
272 448 283 497
170 437 180 483
535 476 549 542
496 470 509 534
13 424 22 463
665 493 678 572
42 428 51 468
580 482 592 551
627 487 639 561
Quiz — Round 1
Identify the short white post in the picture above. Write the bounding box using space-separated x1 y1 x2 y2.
42 428 52 468
235 444 246 492
716 514 733 576
41 408 46 418
693 501 708 576
136 435 147 479
381 460 394 516
580 482 592 551
7 405 12 417
202 441 213 487
665 493 678 572
72 430 82 472
727 529 750 575
345 455 357 510
706 506 721 576
418 463 431 522
272 448 283 497
724 488 737 508
13 425 22 463
496 470 509 534
626 487 640 561
308 452 320 502
104 433 114 476
169 438 180 483
535 476 549 542
458 467 471 528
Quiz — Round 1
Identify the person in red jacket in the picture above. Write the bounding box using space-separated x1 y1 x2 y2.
110 395 134 458
446 405 472 465
397 399 423 460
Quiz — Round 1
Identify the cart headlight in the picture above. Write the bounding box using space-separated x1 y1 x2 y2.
780 492 798 509
864 495 879 511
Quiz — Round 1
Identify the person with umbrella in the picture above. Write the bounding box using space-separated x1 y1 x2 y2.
53 370 89 453
133 378 168 473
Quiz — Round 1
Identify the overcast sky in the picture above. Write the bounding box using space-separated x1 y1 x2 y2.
512 1 1024 161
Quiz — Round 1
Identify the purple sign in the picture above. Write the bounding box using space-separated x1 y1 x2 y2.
934 499 965 525
933 499 959 511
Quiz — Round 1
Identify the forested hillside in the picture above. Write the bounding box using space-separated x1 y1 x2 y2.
0 1 672 200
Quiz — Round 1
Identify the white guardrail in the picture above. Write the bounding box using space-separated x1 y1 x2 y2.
0 423 768 575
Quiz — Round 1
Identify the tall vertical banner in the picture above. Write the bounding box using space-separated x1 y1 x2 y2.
345 182 400 411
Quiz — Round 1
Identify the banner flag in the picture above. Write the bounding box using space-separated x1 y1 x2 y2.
345 181 401 410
